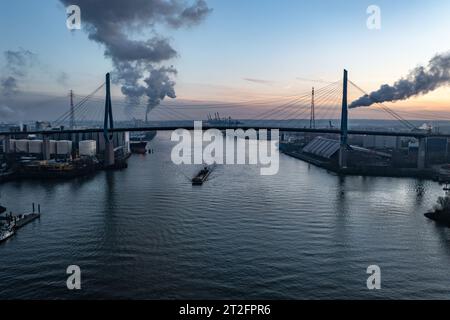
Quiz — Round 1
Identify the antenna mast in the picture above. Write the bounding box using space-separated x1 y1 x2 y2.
70 90 75 129
310 87 315 129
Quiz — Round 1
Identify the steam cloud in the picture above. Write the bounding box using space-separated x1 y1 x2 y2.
59 0 212 120
57 72 70 87
350 52 450 108
1 77 18 97
1 48 37 97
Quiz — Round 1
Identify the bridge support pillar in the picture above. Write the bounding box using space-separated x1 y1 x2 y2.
104 141 115 167
339 69 348 169
417 137 427 170
103 72 115 168
339 145 347 169
395 136 401 150
42 136 51 160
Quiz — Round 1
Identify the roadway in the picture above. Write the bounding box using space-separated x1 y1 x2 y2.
0 124 446 139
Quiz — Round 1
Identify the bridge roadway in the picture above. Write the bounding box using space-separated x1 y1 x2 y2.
0 125 447 139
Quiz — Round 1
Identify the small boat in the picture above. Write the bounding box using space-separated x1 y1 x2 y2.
0 223 15 243
192 166 212 185
0 203 41 243
425 210 450 227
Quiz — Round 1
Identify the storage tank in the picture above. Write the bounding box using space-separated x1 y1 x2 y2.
3 139 16 153
15 139 29 153
56 140 72 155
28 140 43 154
124 132 130 153
79 140 97 156
49 140 57 155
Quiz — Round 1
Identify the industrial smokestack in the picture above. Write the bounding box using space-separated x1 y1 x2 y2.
350 52 450 108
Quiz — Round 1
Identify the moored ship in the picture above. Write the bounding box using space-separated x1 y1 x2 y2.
17 157 99 179
129 131 157 154
0 223 15 242
0 206 15 243
130 133 148 154
130 141 148 154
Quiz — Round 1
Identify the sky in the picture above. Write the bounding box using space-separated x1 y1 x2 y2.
0 0 450 121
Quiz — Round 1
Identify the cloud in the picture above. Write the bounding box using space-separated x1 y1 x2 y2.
296 77 333 84
1 76 19 97
4 48 37 77
1 48 38 98
56 71 70 87
243 78 276 86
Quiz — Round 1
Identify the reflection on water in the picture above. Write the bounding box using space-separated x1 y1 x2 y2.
1 131 450 299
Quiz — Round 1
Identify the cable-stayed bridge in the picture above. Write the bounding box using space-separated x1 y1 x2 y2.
1 70 448 169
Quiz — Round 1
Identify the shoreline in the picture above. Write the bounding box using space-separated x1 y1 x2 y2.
281 150 438 181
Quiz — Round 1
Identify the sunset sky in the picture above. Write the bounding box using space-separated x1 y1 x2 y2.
0 0 450 121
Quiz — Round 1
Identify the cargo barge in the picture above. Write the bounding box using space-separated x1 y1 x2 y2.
192 166 213 185
16 158 99 179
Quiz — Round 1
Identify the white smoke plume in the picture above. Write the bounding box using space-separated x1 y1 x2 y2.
350 52 450 108
1 48 37 98
1 77 19 98
59 0 212 120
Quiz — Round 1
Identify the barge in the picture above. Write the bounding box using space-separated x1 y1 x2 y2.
17 158 99 179
192 166 213 185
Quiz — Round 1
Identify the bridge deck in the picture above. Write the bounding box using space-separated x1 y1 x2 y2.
0 125 444 138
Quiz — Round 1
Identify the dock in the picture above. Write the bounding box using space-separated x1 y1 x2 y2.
1 202 42 239
14 213 40 230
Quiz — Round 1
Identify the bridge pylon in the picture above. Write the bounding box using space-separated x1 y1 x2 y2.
103 73 115 167
417 137 427 170
339 69 348 169
310 87 315 129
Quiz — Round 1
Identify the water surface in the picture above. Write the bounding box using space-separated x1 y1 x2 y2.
1 132 450 299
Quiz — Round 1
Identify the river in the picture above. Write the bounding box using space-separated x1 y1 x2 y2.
1 132 450 299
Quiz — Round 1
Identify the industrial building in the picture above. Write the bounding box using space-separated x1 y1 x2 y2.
2 131 130 160
301 136 392 167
